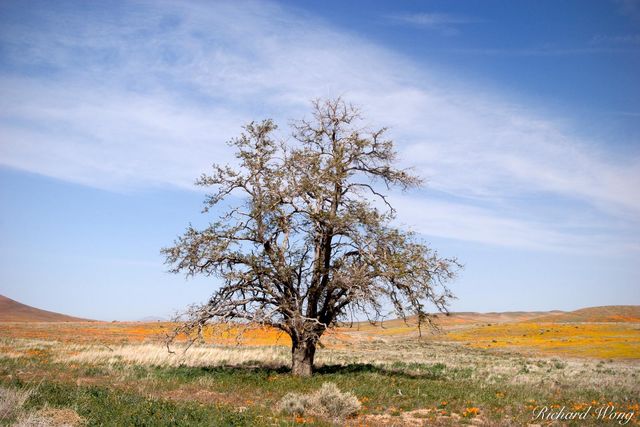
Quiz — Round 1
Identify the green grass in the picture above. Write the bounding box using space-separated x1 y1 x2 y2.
1 340 638 426
3 379 269 427
4 360 627 425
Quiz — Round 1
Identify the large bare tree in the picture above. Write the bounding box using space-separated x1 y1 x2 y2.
163 98 459 376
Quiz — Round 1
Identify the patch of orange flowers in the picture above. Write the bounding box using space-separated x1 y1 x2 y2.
463 407 480 418
446 322 640 359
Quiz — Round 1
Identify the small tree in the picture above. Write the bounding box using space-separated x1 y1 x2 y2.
163 98 460 376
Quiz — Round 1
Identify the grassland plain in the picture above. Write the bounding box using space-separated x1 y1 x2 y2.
0 315 638 426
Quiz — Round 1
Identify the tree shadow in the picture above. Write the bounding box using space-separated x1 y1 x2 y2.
177 362 449 381
315 363 448 380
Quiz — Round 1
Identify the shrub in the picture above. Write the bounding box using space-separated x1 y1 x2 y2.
277 392 308 416
309 383 361 420
277 382 361 422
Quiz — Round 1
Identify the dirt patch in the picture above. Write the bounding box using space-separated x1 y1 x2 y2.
39 407 85 426
75 377 103 387
17 407 85 427
355 409 492 426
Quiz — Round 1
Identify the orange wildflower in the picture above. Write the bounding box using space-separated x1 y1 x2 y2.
463 407 480 418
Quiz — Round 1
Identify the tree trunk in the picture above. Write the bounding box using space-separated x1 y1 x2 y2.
291 338 316 377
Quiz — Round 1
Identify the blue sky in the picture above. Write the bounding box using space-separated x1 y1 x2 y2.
0 0 638 320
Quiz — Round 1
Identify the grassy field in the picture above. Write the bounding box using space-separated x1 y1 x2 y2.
0 317 638 426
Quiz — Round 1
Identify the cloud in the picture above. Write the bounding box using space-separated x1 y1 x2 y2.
591 33 640 45
387 12 477 35
391 195 638 253
0 77 243 191
0 0 638 252
444 46 640 55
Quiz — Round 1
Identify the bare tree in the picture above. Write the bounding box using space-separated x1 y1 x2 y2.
162 98 460 376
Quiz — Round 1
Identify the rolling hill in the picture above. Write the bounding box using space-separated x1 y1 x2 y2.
0 294 90 322
340 306 639 338
528 305 640 323
372 306 639 327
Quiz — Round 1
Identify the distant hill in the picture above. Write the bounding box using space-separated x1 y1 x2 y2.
429 310 565 325
529 305 640 323
424 306 639 325
0 294 91 322
342 310 560 332
137 316 168 322
341 306 639 334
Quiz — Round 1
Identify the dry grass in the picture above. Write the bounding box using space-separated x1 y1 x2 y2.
1 385 83 426
0 385 32 421
62 342 291 368
1 318 639 426
0 336 633 396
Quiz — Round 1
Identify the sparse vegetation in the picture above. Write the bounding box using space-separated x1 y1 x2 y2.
0 318 638 426
1 306 639 425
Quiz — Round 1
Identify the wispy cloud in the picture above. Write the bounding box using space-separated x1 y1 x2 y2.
606 111 640 117
591 33 640 45
387 12 478 35
0 77 243 190
391 195 638 253
0 0 638 253
444 46 640 55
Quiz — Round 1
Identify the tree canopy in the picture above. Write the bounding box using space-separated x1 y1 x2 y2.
163 98 460 376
